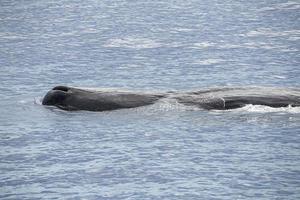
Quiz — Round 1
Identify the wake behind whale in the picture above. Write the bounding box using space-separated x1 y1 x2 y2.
42 86 300 112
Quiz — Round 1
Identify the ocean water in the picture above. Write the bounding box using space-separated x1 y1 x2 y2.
0 0 300 199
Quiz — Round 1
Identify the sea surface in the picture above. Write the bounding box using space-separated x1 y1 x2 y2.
0 0 300 199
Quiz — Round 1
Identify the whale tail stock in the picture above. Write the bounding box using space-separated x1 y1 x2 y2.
222 95 300 109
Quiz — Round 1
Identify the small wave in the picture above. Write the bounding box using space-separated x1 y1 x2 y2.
272 75 286 79
193 59 225 65
259 1 300 11
217 44 242 49
103 37 162 49
0 32 26 40
224 42 296 52
191 41 298 52
171 27 194 33
192 42 216 49
242 28 300 38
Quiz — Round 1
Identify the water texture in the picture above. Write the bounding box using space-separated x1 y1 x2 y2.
0 0 300 199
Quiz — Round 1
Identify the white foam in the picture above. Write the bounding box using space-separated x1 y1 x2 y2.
140 101 300 114
34 97 43 105
19 98 42 105
232 104 300 114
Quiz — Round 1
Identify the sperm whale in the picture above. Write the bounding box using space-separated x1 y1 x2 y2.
42 86 300 111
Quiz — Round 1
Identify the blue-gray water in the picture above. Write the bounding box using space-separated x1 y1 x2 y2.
1 0 300 199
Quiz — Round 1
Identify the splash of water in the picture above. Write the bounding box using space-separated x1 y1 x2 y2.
232 104 300 113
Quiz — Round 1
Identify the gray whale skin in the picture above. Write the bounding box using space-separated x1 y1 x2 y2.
42 86 300 111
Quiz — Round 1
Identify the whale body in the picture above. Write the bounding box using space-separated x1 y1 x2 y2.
42 86 300 111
